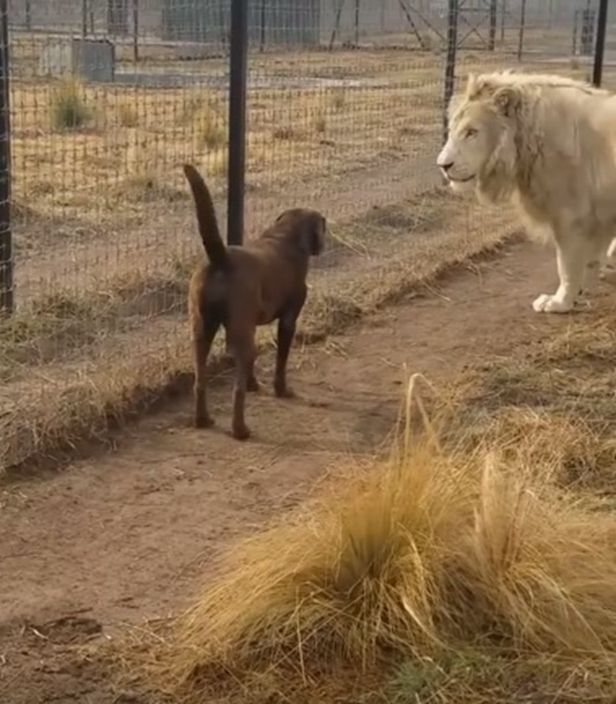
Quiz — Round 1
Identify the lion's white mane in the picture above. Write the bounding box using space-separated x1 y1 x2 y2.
448 71 616 244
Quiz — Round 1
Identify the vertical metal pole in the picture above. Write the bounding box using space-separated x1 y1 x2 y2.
0 0 12 316
593 0 609 87
443 0 458 144
517 0 526 62
227 0 248 247
354 0 359 46
25 0 32 31
259 0 266 51
82 0 88 37
489 0 497 50
500 0 506 43
133 0 139 62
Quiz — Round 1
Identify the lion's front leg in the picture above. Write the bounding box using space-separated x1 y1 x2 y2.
533 236 588 314
599 237 616 280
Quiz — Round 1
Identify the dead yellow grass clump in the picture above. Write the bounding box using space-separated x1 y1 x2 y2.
193 106 227 151
50 77 92 130
459 309 616 490
127 381 616 703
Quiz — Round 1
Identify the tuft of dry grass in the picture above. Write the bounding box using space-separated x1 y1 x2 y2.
312 109 327 133
116 99 139 128
458 309 616 493
50 77 91 130
331 87 346 110
119 378 616 704
193 107 227 151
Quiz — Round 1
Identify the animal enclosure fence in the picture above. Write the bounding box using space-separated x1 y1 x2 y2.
0 0 612 471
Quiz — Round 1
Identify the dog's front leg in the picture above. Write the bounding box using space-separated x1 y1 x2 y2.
274 312 299 399
533 233 588 314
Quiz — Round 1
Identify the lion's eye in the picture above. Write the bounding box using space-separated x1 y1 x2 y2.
465 128 478 138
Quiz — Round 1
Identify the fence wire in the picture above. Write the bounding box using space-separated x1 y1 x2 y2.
0 0 613 470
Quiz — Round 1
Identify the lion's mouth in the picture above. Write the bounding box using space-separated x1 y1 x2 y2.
447 174 475 183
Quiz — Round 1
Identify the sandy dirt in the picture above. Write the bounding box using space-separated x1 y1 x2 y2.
1 239 605 704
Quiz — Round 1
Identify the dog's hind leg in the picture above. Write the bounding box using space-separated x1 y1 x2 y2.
193 315 220 428
228 329 256 441
246 356 260 393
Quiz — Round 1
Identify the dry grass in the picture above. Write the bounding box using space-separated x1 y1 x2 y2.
49 77 92 131
115 378 616 704
457 305 616 494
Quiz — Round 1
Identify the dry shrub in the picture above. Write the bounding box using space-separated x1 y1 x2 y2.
460 309 616 491
331 87 346 110
272 125 300 140
193 107 227 151
50 76 91 130
204 148 228 178
116 99 139 128
313 109 327 133
121 130 185 202
129 380 616 703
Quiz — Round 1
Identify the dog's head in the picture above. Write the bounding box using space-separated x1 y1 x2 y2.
275 209 326 257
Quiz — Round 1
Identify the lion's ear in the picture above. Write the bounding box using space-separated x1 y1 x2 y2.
494 86 520 117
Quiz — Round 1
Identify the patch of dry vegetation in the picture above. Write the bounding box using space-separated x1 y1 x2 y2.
457 306 616 494
115 379 616 704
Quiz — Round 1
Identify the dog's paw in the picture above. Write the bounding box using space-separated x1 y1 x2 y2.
247 377 261 393
232 424 251 441
532 294 574 314
275 385 296 399
195 415 215 429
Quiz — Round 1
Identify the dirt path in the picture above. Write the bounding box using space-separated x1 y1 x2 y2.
1 240 602 704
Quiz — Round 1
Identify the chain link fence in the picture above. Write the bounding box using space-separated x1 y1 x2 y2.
0 0 612 470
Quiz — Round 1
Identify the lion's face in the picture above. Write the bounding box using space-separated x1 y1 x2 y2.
436 101 506 192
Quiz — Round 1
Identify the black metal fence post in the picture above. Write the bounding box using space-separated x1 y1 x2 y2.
488 0 497 50
517 0 526 62
593 0 609 87
133 0 139 63
82 0 88 37
443 0 458 144
227 0 248 247
500 0 506 43
0 0 12 316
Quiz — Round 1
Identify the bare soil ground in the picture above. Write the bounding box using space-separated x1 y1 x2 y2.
5 238 615 704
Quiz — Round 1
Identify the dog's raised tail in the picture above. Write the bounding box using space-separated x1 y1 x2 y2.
183 164 229 270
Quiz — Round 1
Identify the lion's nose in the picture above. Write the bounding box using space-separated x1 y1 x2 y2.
438 161 454 172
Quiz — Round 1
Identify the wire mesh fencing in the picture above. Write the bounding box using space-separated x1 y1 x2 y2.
0 0 610 471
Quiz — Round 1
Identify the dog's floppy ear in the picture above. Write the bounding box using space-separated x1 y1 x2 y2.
299 213 326 257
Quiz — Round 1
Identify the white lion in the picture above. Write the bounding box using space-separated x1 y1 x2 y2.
437 71 616 313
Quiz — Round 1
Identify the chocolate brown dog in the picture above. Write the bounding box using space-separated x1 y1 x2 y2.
183 164 325 440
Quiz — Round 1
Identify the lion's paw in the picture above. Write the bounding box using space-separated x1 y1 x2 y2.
532 294 574 314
